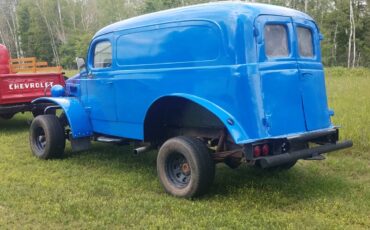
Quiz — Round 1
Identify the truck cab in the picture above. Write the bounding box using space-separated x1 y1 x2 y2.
0 44 65 119
29 2 352 198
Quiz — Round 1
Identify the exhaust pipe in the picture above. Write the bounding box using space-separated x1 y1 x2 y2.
133 145 152 156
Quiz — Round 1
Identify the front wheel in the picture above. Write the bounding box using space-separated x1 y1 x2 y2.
157 136 215 198
29 115 66 159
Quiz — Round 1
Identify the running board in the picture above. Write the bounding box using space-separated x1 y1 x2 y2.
96 136 125 143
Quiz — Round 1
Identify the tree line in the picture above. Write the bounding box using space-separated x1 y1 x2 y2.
0 0 369 69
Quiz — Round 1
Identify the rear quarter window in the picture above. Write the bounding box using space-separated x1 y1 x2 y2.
264 24 289 58
297 27 314 58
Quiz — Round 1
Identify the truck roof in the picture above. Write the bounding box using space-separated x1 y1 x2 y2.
93 1 313 38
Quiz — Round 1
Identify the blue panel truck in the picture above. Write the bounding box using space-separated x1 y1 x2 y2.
29 2 352 198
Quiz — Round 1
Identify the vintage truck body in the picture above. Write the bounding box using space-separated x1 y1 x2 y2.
0 44 65 119
30 2 352 197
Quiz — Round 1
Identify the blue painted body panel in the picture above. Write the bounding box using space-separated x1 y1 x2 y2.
55 2 332 144
32 97 93 139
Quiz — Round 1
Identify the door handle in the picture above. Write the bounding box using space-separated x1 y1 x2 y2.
300 72 313 79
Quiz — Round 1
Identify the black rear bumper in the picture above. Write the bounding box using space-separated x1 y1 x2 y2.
257 140 352 168
244 128 353 168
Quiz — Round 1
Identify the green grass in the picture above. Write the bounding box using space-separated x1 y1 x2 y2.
0 67 369 229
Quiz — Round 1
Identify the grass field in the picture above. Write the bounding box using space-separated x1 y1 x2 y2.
0 67 369 229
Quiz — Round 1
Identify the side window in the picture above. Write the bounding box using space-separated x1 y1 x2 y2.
297 27 314 58
94 41 112 68
264 24 289 58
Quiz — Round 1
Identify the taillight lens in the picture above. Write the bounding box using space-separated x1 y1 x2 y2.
262 144 270 156
253 146 261 157
253 143 271 157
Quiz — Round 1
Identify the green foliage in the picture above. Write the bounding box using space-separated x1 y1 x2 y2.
0 68 369 228
325 67 370 152
59 33 92 69
143 0 184 13
17 0 55 63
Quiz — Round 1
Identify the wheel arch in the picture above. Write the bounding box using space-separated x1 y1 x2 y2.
32 97 93 139
143 94 248 144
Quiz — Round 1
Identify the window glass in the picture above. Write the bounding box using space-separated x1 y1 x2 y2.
264 24 289 58
116 25 220 66
297 27 314 58
94 41 112 68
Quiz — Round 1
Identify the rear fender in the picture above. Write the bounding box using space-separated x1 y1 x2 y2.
167 94 248 144
32 97 93 139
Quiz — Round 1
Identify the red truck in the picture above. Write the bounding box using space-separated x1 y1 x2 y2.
0 44 65 119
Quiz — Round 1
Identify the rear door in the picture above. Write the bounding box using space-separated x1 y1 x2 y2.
255 15 306 136
294 19 331 130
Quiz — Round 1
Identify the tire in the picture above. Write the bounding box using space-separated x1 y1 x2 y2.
29 115 66 159
0 113 15 120
157 136 215 198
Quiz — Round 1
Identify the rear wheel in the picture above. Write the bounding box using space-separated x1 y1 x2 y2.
29 115 65 159
157 136 215 198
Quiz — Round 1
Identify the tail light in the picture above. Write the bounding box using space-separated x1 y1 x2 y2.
253 143 271 158
253 145 261 157
262 144 270 156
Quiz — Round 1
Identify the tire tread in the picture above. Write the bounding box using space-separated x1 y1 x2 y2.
29 115 65 159
157 136 215 198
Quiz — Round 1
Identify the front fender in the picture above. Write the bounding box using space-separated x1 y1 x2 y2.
32 97 93 139
169 93 249 144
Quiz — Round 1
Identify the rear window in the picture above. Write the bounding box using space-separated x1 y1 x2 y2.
264 24 289 58
297 27 314 58
94 41 112 68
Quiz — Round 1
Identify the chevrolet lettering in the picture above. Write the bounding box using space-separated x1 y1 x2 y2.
9 82 54 90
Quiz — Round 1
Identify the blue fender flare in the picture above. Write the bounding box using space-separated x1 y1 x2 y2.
32 97 93 139
152 94 249 144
